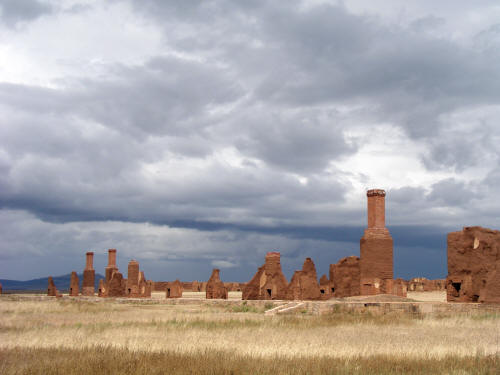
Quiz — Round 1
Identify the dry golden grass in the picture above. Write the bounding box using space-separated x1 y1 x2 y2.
0 296 499 373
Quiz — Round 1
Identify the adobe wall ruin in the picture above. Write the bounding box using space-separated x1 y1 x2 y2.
69 271 79 296
81 252 95 296
47 276 61 297
242 252 288 300
447 226 500 303
319 274 333 299
330 256 360 297
408 277 446 292
166 279 183 298
360 189 393 295
206 268 228 299
105 249 118 283
285 258 322 300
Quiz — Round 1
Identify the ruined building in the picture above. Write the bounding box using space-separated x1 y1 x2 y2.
243 252 288 300
166 279 183 298
105 249 118 283
69 271 79 296
408 277 446 292
47 276 61 297
126 260 140 297
82 252 95 296
285 258 322 300
206 268 228 299
359 189 394 295
447 226 500 303
329 256 360 298
319 274 332 298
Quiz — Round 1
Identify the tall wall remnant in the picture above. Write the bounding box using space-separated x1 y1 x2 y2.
360 189 393 295
206 269 228 299
285 258 322 300
330 256 360 298
69 271 79 296
82 252 95 296
105 249 118 283
243 252 288 300
166 279 183 298
126 260 140 297
447 226 500 303
47 276 61 297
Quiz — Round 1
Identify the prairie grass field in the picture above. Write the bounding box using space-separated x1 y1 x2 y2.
0 294 499 374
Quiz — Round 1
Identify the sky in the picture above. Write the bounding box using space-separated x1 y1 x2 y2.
1 0 500 282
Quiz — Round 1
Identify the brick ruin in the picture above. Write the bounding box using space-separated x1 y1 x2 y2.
69 271 79 296
360 189 394 295
285 258 322 300
329 256 360 298
446 226 500 303
36 190 500 305
47 276 61 297
81 252 95 296
166 279 183 298
408 277 446 292
206 268 228 299
242 252 289 300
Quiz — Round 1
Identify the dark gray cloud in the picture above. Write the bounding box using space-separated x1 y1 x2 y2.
0 0 53 27
1 0 500 281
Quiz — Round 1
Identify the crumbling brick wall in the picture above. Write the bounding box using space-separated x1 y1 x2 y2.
408 278 446 292
206 269 228 299
69 271 79 296
285 258 322 300
330 256 360 297
242 252 288 300
447 226 500 303
319 274 333 299
166 279 183 298
47 276 61 297
126 260 140 298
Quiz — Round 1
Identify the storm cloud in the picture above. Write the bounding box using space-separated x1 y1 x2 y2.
1 0 500 281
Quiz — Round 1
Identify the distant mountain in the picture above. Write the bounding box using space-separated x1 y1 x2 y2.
0 273 105 292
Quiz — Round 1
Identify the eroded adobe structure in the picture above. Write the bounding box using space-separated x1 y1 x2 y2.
285 258 322 300
47 276 61 297
360 189 394 295
166 279 183 298
124 260 151 298
319 274 333 298
329 256 360 297
408 277 446 292
105 249 118 284
82 252 95 296
126 260 140 297
447 226 500 303
69 271 79 296
243 252 288 300
206 269 228 299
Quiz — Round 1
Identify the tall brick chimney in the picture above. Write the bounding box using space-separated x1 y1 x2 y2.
367 189 386 228
82 251 95 296
108 249 117 267
85 252 94 270
105 249 118 283
360 189 393 295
